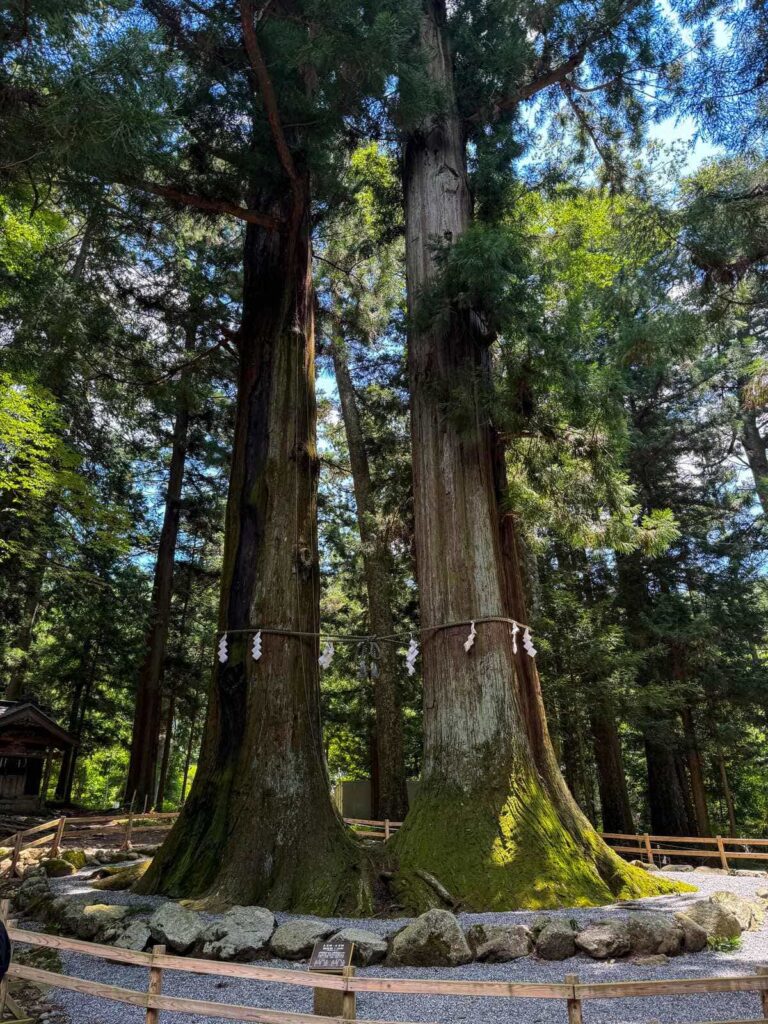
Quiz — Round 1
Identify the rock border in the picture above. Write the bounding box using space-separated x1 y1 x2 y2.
13 875 768 969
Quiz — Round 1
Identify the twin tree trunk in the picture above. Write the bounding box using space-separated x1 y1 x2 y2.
390 0 674 911
331 340 409 821
139 183 365 912
126 327 194 808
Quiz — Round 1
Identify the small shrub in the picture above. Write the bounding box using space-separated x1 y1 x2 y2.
707 935 742 952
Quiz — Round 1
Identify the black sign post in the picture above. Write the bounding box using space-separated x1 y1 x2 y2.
309 939 356 1019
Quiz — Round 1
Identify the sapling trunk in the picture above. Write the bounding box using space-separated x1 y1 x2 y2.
126 326 194 805
331 339 409 821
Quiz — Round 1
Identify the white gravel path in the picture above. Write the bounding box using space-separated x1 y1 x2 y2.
24 869 768 1024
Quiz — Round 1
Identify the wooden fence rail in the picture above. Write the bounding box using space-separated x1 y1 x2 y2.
5 814 768 878
601 831 768 870
4 919 768 1024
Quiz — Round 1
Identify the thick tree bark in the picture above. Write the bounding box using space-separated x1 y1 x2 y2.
138 184 365 912
331 340 409 821
589 699 636 834
390 0 674 912
680 704 711 835
740 406 768 514
125 326 194 806
644 727 691 835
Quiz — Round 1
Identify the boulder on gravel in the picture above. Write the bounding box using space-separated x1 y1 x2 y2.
535 920 577 960
627 912 684 956
58 896 100 936
270 920 335 961
711 891 763 931
466 924 533 962
331 928 388 967
576 920 630 959
674 912 708 953
14 876 52 912
388 910 472 968
684 899 741 939
41 858 76 878
115 918 152 951
635 954 670 966
76 904 131 941
664 864 694 872
149 902 205 954
201 906 275 961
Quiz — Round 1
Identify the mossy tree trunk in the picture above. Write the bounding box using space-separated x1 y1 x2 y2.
138 184 366 913
391 0 679 912
331 339 409 821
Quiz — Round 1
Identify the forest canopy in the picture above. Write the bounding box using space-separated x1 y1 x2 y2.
1 0 767 913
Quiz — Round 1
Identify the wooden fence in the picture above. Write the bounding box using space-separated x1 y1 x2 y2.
6 813 768 876
4 914 768 1024
602 831 768 871
2 812 178 877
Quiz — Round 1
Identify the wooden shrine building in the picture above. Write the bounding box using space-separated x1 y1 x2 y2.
0 701 74 811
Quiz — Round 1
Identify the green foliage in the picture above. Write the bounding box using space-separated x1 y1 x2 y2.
707 934 742 953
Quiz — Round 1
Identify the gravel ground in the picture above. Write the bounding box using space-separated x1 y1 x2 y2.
24 869 768 1024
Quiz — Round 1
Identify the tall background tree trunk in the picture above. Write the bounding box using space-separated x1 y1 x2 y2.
138 185 365 912
590 699 635 833
390 0 674 912
681 704 711 835
740 406 768 513
331 339 409 821
125 325 194 807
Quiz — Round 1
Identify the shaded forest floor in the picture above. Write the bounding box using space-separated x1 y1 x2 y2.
20 869 768 1024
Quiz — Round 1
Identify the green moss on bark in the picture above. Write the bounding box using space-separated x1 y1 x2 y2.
390 778 693 913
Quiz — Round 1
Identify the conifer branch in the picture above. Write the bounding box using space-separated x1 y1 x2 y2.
130 181 282 230
239 0 300 187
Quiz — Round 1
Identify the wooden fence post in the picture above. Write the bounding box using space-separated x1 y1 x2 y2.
384 820 390 841
146 943 165 1024
342 965 356 1020
0 898 8 1013
565 972 582 1024
121 809 135 852
716 835 729 871
50 817 66 858
643 833 654 865
10 834 22 878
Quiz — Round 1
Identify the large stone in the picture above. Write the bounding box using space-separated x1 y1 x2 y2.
627 912 684 956
41 858 76 878
149 902 205 954
331 928 388 967
14 876 52 912
664 864 694 873
201 906 275 962
466 924 533 963
684 899 741 939
270 920 335 961
58 896 100 936
77 904 131 941
710 891 762 932
115 918 152 951
387 910 472 967
674 912 708 953
535 921 577 961
575 920 630 960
